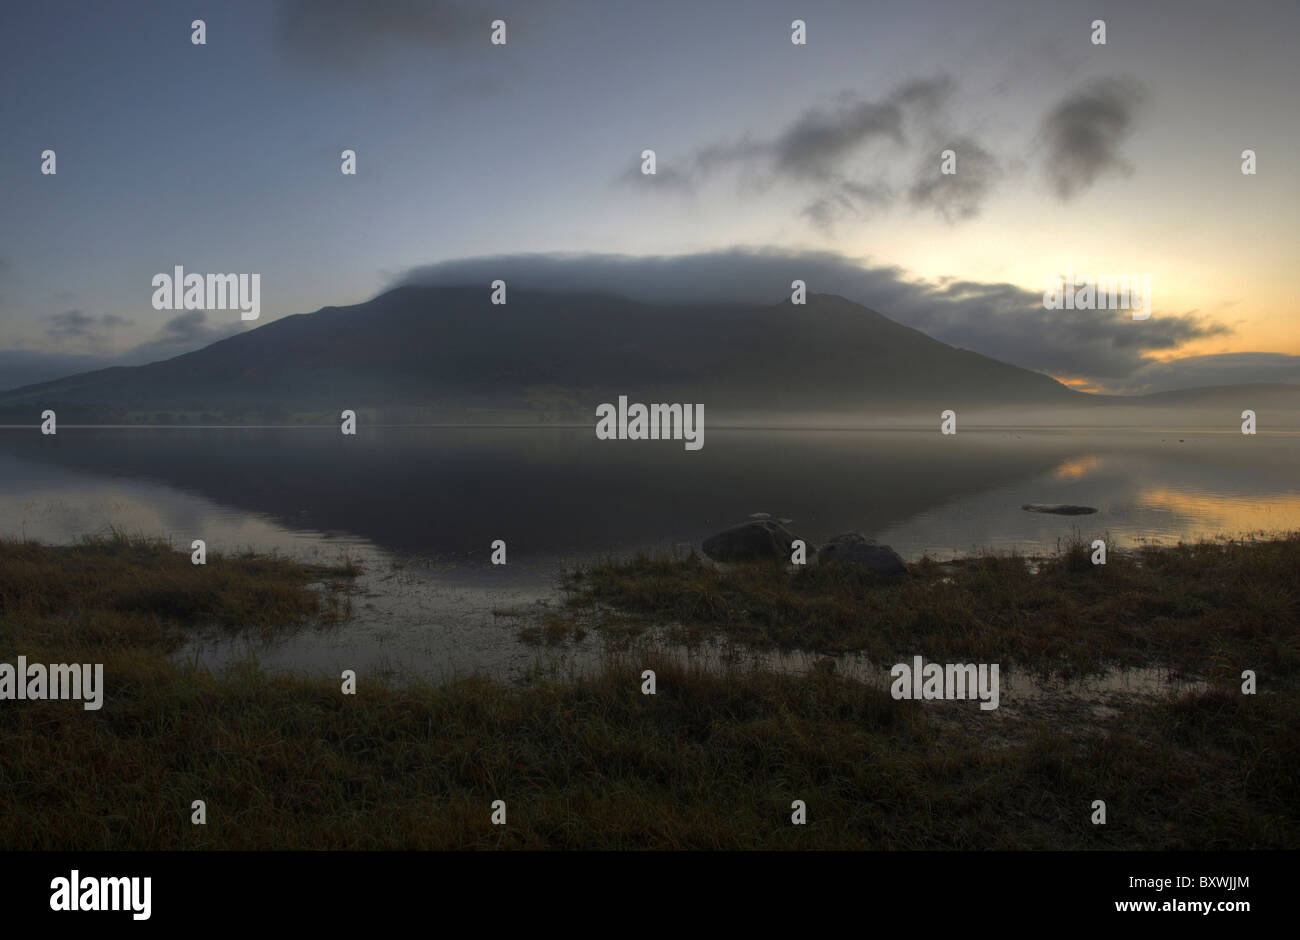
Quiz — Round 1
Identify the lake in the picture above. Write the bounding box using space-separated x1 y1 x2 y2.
2 426 1297 683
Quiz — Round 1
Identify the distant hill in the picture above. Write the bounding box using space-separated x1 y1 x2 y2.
1123 382 1300 409
0 288 1088 422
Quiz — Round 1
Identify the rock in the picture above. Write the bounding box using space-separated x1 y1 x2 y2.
817 533 907 576
702 520 803 562
1021 504 1098 515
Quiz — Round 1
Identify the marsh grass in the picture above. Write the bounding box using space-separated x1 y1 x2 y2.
1 533 1295 849
557 533 1300 680
0 531 357 652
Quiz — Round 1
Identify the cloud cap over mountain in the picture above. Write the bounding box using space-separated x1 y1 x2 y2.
398 249 1230 389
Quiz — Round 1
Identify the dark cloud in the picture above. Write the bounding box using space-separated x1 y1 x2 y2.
890 75 959 115
46 310 135 345
274 0 514 69
908 279 1227 380
780 76 957 182
1040 77 1145 199
144 311 241 349
628 75 1002 231
395 249 1228 388
688 76 955 184
13 312 243 382
908 137 1002 222
47 310 96 339
770 100 904 180
628 73 1145 228
801 181 895 232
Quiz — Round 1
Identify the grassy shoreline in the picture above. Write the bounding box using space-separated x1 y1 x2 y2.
551 533 1300 680
1 533 1295 850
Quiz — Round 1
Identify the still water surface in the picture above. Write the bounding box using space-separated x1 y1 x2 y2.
2 426 1295 685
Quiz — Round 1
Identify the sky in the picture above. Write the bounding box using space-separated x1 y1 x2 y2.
1 0 1297 395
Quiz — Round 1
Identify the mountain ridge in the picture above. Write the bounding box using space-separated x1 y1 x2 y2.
4 286 1297 424
0 287 1084 418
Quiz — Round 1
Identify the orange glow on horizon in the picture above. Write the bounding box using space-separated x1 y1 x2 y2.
1053 376 1104 394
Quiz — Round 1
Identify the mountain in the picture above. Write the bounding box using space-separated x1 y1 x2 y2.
0 287 1086 421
